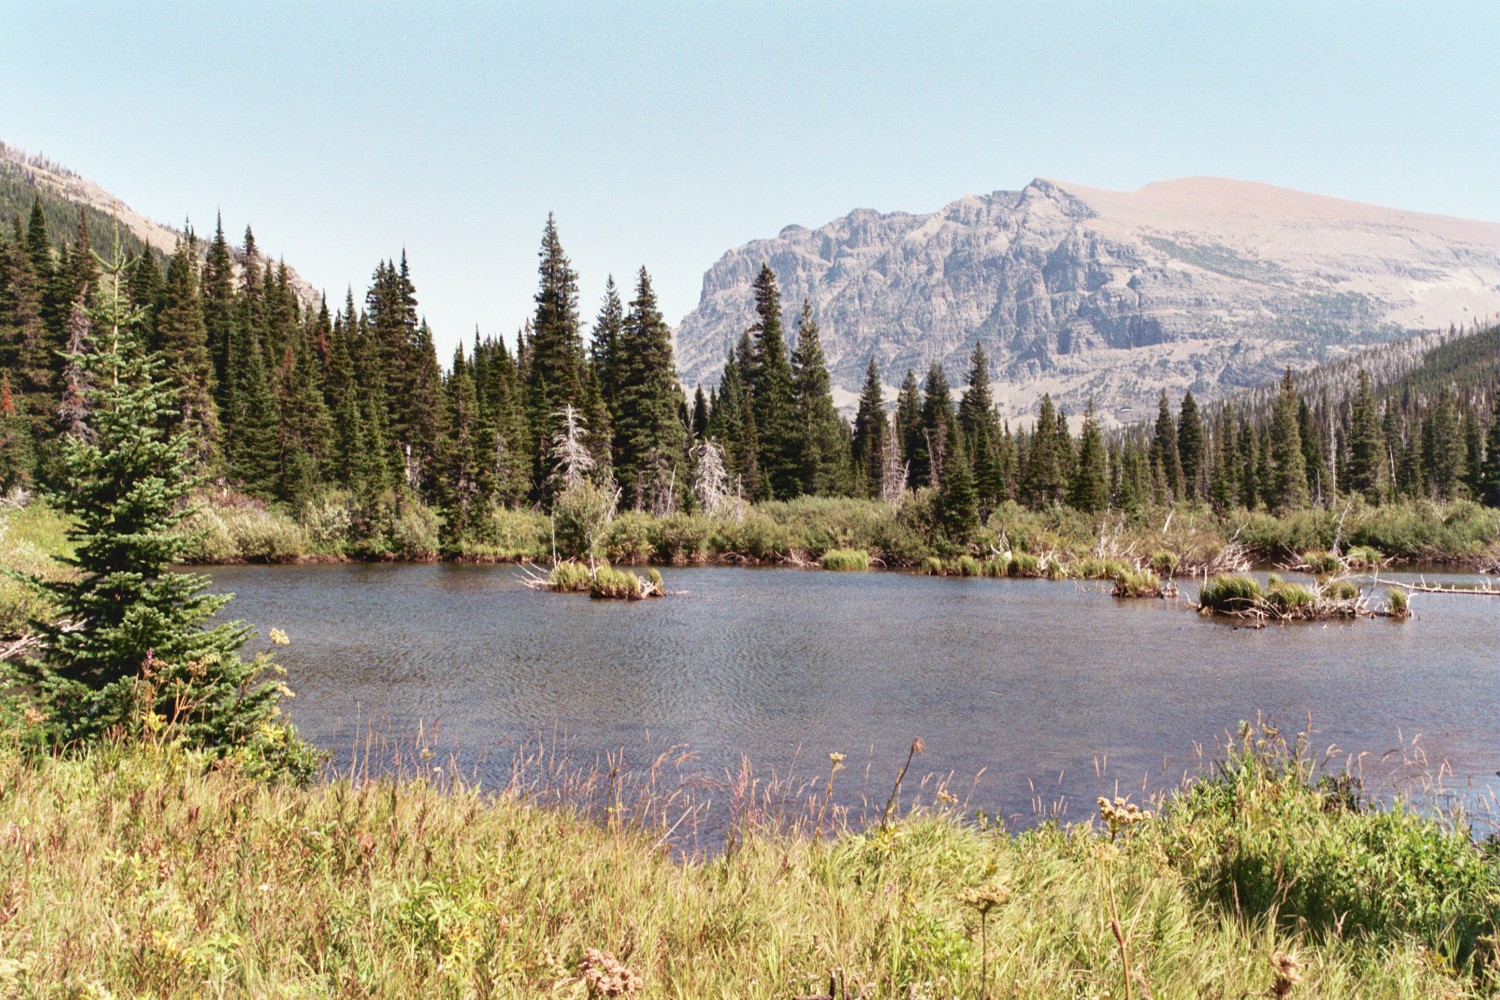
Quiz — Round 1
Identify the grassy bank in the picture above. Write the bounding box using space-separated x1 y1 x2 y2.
17 492 1488 571
0 726 1494 997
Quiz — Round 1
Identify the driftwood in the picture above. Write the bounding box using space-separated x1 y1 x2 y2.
1388 578 1500 596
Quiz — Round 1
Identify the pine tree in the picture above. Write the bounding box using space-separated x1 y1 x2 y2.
958 343 1002 513
746 264 797 498
1347 369 1385 503
1479 394 1499 508
1177 391 1203 500
851 358 886 498
690 385 709 440
1151 390 1183 501
591 276 624 407
154 235 218 469
22 249 304 766
202 215 237 407
1070 400 1109 513
919 364 955 488
1268 369 1309 512
938 432 978 543
1422 386 1465 500
789 300 847 495
612 267 685 507
527 215 584 486
895 370 923 489
1022 394 1065 506
0 373 33 489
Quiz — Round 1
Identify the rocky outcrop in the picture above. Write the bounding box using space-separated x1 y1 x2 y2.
675 177 1500 425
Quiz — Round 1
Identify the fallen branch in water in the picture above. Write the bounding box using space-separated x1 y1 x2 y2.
1388 578 1500 596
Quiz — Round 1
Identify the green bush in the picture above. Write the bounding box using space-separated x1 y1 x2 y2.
820 548 871 571
605 511 656 564
1149 550 1181 577
1344 545 1382 569
653 512 713 563
299 493 355 553
388 502 440 560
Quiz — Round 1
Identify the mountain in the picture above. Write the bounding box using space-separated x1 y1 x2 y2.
674 177 1500 425
0 140 321 309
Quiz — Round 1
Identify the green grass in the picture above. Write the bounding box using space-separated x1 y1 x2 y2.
0 504 73 635
547 560 593 593
1263 581 1318 612
1304 550 1342 575
1197 575 1264 613
1112 567 1167 598
0 727 1491 997
820 548 871 572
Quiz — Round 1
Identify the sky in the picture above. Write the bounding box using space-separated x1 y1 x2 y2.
3 2 1497 360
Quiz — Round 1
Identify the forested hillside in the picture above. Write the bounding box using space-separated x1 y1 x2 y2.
1 187 1495 561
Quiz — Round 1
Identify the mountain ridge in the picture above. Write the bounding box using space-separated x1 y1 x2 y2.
674 176 1500 426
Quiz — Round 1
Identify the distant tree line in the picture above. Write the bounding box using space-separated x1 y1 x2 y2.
1 202 1495 550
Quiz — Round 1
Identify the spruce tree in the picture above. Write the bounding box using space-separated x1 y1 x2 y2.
746 264 797 498
1070 400 1109 513
895 370 923 489
154 235 218 469
919 364 955 487
1022 394 1064 507
1177 391 1203 500
0 373 33 490
789 300 847 495
612 267 685 506
938 432 978 543
1480 395 1499 508
21 248 304 765
1268 369 1310 512
1347 369 1385 503
958 343 1002 513
1151 390 1183 501
527 215 584 486
851 358 886 498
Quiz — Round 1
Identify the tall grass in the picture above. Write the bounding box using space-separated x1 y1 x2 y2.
0 727 1491 997
820 548 871 571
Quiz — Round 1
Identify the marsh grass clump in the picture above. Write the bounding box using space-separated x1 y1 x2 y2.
1303 550 1341 575
590 566 649 600
1149 550 1181 577
1006 552 1042 578
548 560 594 593
1198 575 1264 614
981 556 1008 577
1044 557 1068 580
820 548 871 572
1111 568 1177 599
1321 578 1360 601
918 555 947 576
1384 588 1410 618
1263 581 1317 613
647 568 664 591
952 554 983 577
1344 545 1383 569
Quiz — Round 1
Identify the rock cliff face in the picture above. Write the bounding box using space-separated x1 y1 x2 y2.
674 177 1500 425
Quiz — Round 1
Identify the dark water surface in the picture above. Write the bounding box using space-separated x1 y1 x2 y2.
211 564 1499 829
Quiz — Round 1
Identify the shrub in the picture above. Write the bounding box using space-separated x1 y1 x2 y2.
1344 545 1382 569
820 548 870 571
1149 550 1181 577
605 511 656 564
221 507 309 563
388 502 440 560
299 493 354 552
1198 575 1263 613
653 512 712 563
918 556 946 576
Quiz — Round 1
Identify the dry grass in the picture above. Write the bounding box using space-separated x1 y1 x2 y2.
0 728 1493 998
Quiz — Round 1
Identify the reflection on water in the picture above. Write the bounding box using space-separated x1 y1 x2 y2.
210 563 1500 830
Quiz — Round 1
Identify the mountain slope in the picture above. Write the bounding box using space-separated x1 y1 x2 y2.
0 140 321 309
675 177 1500 425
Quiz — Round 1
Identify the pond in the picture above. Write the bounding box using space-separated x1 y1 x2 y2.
210 563 1499 837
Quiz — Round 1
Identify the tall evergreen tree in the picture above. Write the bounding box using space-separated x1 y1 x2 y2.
851 358 886 498
22 249 299 762
918 363 955 488
527 215 584 485
958 343 1002 513
895 369 923 489
1070 400 1109 513
154 235 218 469
1151 390 1183 501
1268 369 1310 512
789 300 847 495
1177 391 1203 500
746 264 797 498
612 267 686 506
1347 369 1385 503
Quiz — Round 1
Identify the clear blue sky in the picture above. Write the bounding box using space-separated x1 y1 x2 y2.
4 2 1497 359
